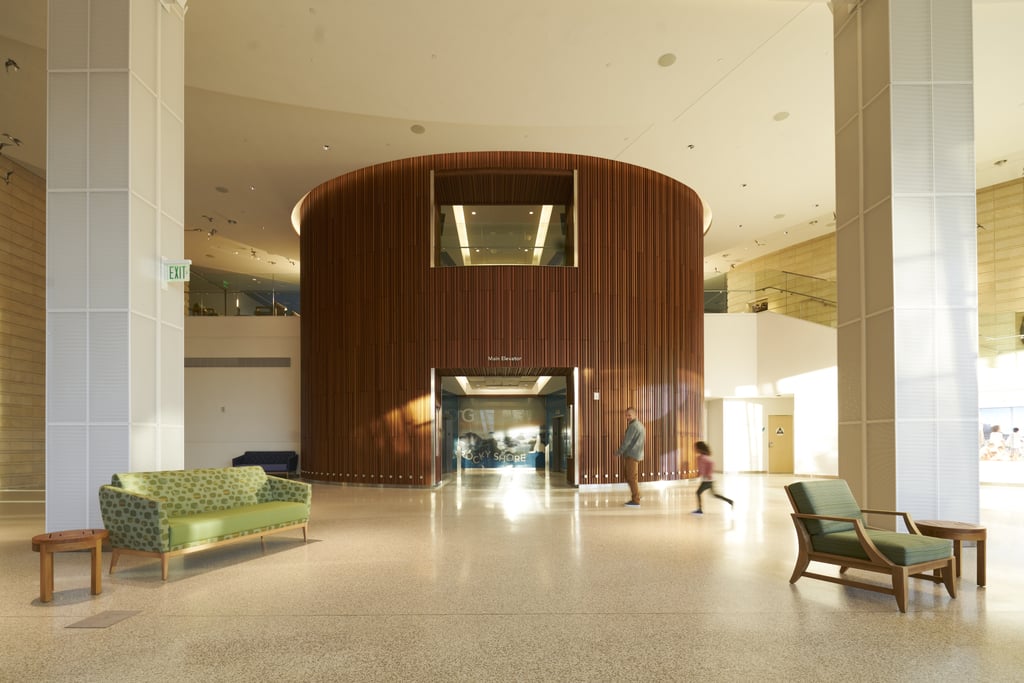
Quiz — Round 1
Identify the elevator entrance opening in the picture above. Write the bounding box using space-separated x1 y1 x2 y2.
436 369 574 487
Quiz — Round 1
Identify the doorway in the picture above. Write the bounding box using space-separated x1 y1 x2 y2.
767 414 794 473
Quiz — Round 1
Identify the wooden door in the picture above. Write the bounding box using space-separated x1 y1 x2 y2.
768 415 794 473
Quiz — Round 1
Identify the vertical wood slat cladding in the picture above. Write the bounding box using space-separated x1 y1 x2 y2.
301 152 703 486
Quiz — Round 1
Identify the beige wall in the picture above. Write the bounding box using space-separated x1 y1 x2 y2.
726 233 837 327
977 178 1024 360
185 316 301 470
0 161 45 490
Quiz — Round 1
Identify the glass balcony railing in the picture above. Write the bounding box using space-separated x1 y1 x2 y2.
705 269 837 327
186 266 300 317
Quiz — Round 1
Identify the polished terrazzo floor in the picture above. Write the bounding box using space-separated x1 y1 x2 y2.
2 472 1023 682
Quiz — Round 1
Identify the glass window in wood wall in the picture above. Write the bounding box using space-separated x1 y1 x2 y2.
437 204 570 267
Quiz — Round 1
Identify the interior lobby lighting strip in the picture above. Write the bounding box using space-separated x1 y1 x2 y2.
454 205 471 265
533 205 553 265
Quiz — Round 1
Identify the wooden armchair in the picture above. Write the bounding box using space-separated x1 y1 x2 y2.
785 479 956 613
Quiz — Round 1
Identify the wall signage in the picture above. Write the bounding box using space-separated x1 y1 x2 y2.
162 259 192 283
487 355 523 362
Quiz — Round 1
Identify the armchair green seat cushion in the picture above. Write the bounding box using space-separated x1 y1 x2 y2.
785 479 956 612
812 529 952 565
99 466 311 579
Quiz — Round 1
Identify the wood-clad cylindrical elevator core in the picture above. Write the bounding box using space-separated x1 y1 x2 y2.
299 152 704 487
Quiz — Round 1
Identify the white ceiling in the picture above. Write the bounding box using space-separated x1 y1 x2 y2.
1 0 1022 280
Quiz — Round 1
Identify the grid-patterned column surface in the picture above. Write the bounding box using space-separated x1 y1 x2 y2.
46 0 186 530
835 0 978 522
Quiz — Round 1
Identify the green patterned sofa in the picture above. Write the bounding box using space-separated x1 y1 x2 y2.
99 466 311 580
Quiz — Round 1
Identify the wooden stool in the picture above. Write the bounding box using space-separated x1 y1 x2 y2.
915 520 987 587
30 529 109 603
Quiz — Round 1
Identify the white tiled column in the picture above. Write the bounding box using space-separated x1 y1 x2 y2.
834 0 978 522
46 0 186 530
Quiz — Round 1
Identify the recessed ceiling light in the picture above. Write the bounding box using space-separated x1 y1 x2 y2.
215 186 229 193
774 213 785 219
773 111 790 121
322 144 330 151
249 185 255 191
994 159 1008 166
657 53 676 67
410 124 426 134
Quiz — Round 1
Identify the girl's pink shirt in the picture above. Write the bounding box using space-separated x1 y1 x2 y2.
697 453 713 480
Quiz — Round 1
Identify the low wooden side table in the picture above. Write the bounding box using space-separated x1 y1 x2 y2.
915 520 987 587
30 529 109 603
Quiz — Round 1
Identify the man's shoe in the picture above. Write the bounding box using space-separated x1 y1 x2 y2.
691 509 703 515
625 501 640 507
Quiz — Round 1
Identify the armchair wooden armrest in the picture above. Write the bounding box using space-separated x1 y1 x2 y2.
790 512 891 567
859 508 923 534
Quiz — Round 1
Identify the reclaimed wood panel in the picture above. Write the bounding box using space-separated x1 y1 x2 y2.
300 152 704 486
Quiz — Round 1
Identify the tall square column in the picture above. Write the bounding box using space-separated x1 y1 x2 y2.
834 0 978 521
46 0 186 529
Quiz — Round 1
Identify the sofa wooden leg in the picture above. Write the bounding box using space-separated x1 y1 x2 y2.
161 556 169 581
302 525 308 543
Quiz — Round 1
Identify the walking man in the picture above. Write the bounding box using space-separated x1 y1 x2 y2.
693 441 733 514
616 406 646 507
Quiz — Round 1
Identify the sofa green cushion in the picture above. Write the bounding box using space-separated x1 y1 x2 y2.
812 529 952 565
167 501 308 548
787 480 864 535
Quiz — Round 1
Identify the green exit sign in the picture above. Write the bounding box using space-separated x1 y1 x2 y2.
163 259 191 282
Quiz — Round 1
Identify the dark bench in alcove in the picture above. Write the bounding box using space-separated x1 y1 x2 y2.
231 451 299 478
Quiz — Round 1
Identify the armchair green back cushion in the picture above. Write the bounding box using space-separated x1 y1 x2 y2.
786 479 864 535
